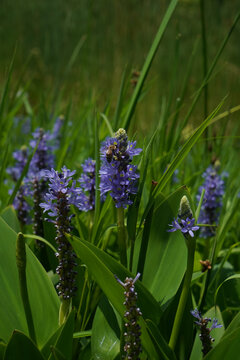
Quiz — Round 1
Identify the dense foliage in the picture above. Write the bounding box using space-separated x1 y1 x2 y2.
0 1 240 359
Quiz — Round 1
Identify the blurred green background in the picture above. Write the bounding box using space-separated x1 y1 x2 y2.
0 0 239 129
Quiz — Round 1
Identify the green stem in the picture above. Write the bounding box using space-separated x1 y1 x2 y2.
169 239 196 350
16 232 37 345
117 207 127 267
59 298 71 325
200 0 209 150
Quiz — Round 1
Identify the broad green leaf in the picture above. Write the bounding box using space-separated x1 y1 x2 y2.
67 234 160 359
214 274 240 309
142 187 192 304
146 320 177 360
0 206 20 233
51 347 67 360
4 331 44 360
222 311 240 338
91 297 120 359
204 327 240 360
0 217 60 346
0 341 6 360
48 312 75 360
68 234 161 323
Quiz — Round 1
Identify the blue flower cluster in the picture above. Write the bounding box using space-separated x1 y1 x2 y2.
191 308 222 356
6 146 29 182
6 146 31 225
40 167 82 216
40 167 83 299
100 128 142 208
78 158 96 211
197 166 225 238
29 128 55 180
6 117 63 230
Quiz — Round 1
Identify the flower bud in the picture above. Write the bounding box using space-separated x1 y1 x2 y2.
179 195 192 220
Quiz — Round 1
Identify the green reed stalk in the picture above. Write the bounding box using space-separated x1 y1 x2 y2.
200 0 209 150
169 239 196 350
117 207 127 267
59 298 71 325
16 232 37 344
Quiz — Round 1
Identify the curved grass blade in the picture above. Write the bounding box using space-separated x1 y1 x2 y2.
122 0 178 131
23 234 57 253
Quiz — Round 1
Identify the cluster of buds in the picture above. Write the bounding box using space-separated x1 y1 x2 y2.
197 165 226 238
191 308 222 356
100 128 142 208
115 273 142 360
40 167 83 299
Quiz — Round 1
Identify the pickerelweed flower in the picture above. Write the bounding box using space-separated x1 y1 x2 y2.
29 128 55 179
197 166 225 238
78 158 96 211
115 273 142 360
28 128 56 239
40 166 83 299
168 196 199 238
191 308 222 356
6 146 31 225
100 128 142 208
6 146 29 182
168 217 199 238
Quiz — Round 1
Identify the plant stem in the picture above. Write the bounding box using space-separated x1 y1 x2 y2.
59 298 71 325
169 239 196 350
16 232 37 345
200 0 209 151
117 207 127 267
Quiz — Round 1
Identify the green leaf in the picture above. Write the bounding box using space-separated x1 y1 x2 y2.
67 234 160 358
0 341 6 360
51 347 67 360
4 331 44 360
91 297 120 359
73 330 92 339
204 327 240 360
146 320 177 360
0 206 20 233
222 311 240 338
214 274 240 309
48 312 75 360
68 234 161 323
142 187 192 304
0 217 60 346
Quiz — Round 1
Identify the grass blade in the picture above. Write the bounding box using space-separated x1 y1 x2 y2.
122 0 178 131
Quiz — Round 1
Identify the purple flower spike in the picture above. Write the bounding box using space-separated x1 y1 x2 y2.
78 158 96 211
197 166 225 238
191 308 223 356
99 128 142 208
40 166 85 299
